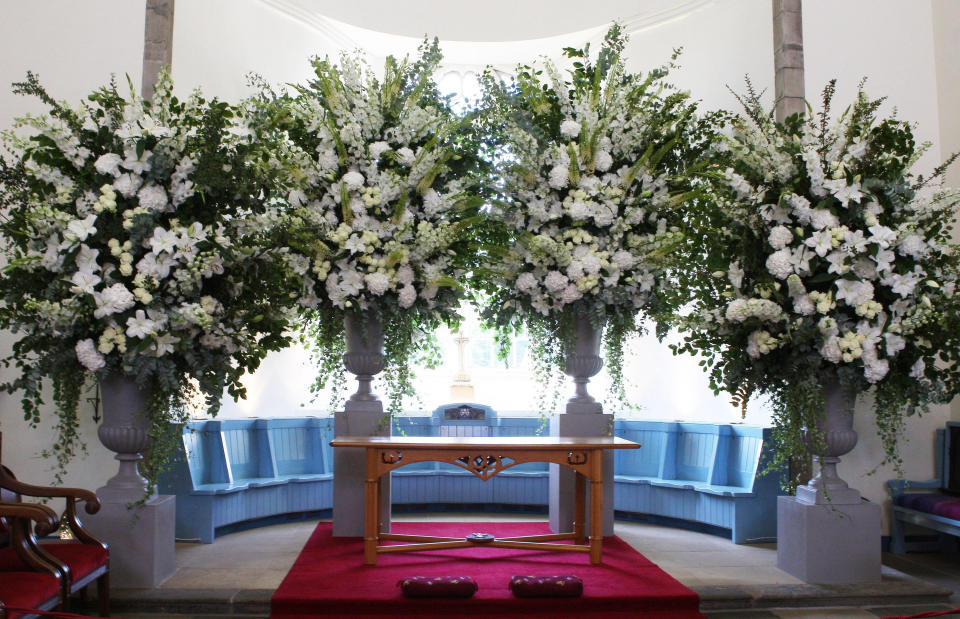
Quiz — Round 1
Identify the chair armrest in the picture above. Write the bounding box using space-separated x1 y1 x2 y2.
1 467 100 513
0 501 59 536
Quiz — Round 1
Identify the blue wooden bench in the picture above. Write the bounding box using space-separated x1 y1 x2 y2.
888 425 960 554
158 418 334 543
159 412 779 544
614 421 780 543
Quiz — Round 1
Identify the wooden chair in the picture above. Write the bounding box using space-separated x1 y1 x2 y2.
0 434 109 617
0 501 64 619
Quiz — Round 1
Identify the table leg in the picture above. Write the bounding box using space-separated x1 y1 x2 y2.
364 448 379 565
589 450 603 564
574 472 586 545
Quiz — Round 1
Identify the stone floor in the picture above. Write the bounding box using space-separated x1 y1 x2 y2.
103 512 960 618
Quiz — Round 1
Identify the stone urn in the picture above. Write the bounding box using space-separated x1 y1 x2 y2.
563 313 605 414
97 373 153 502
796 375 861 505
343 313 385 414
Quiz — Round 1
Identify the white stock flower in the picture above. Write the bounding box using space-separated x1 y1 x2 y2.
864 358 889 383
884 333 906 356
899 234 930 259
94 153 123 177
138 183 169 212
595 150 613 172
548 165 569 189
113 173 143 198
75 339 106 371
93 283 135 318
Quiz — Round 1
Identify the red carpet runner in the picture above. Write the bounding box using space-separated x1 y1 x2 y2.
271 521 704 618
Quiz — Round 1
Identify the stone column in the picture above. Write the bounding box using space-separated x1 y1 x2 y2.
772 0 805 123
142 0 175 100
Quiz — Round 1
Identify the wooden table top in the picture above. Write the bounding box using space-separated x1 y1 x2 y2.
330 436 640 450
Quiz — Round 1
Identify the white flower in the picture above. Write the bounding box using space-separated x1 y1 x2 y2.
884 333 906 356
765 248 794 280
793 295 815 315
152 333 180 356
595 150 613 172
910 358 926 378
113 173 142 198
899 234 930 259
65 215 97 243
864 358 889 383
396 147 415 166
835 279 874 307
398 284 417 308
338 270 364 296
75 244 101 273
868 224 897 248
874 249 896 274
342 171 365 190
820 336 842 363
728 262 744 289
365 272 390 296
70 270 101 294
560 119 581 138
548 165 569 189
544 271 569 293
824 179 864 206
149 227 179 255
809 209 839 230
725 298 784 323
93 284 135 318
369 141 390 159
396 265 415 286
75 339 105 372
94 153 123 177
559 283 582 305
516 272 538 293
768 225 793 250
137 253 174 280
138 183 169 212
125 309 157 339
746 330 778 358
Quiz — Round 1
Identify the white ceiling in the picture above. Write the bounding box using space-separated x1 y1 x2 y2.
259 0 712 42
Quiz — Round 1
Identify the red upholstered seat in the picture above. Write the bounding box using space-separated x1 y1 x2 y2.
0 542 108 581
0 571 61 619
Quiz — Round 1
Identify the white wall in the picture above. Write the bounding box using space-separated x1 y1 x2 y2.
0 0 146 495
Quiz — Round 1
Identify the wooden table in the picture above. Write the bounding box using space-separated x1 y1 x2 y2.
329 435 640 565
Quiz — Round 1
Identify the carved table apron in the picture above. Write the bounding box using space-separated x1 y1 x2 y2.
329 436 640 565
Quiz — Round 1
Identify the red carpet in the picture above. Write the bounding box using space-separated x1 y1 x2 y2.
270 521 704 618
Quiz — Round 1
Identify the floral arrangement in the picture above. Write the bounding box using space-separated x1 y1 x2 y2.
0 73 295 480
479 25 717 411
262 39 489 412
674 81 960 481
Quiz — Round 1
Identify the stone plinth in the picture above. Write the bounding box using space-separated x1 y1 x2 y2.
333 409 391 537
85 494 175 588
549 412 615 537
777 495 881 584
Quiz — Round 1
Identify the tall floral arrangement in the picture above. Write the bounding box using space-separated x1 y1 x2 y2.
479 25 717 411
675 81 960 482
0 73 296 479
263 40 489 412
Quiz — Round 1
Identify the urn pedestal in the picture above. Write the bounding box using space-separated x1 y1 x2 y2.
776 377 881 583
333 314 391 537
84 374 175 588
549 314 615 537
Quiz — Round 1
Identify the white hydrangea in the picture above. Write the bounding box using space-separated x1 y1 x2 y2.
560 119 581 138
544 271 569 293
863 358 889 383
768 225 793 250
396 265 415 286
516 272 538 293
369 141 390 159
725 298 785 323
113 173 142 198
559 283 582 305
548 165 569 189
398 284 417 308
342 171 365 190
365 272 390 296
138 184 169 212
594 150 613 172
765 248 795 280
396 147 415 166
75 339 106 371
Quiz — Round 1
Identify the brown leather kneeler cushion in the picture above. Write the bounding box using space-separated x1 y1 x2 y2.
397 576 478 598
509 574 583 597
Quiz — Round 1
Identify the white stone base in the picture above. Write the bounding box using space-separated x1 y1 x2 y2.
84 494 175 588
332 409 391 537
776 495 882 583
549 412 615 537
